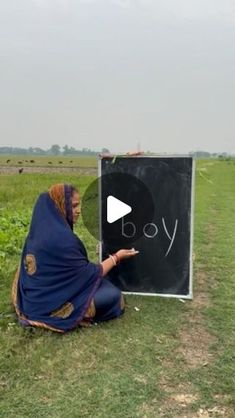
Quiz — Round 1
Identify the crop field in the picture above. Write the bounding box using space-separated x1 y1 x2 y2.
0 155 97 168
0 158 234 417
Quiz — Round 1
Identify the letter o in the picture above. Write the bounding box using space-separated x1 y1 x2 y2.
143 223 158 238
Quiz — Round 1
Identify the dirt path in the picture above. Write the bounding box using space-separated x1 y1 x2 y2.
0 166 97 176
156 219 234 418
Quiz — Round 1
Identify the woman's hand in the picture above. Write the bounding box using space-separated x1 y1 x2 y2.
115 248 139 261
100 247 139 277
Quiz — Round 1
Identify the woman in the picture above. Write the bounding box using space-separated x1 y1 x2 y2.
12 183 138 333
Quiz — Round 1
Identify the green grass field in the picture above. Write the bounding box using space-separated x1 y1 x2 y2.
0 155 97 168
0 159 234 417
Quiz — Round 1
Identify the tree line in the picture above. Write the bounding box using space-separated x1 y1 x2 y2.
0 146 233 158
0 145 110 156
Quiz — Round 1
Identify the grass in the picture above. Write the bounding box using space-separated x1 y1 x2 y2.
0 159 234 417
0 155 97 168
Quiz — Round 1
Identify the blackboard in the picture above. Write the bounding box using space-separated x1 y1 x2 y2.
99 156 194 298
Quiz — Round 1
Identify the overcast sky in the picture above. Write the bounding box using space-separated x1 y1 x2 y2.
0 0 234 154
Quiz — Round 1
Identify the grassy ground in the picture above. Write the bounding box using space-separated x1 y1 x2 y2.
0 155 97 168
0 160 234 417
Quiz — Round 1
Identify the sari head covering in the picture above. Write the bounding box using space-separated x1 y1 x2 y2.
48 183 75 230
12 183 103 332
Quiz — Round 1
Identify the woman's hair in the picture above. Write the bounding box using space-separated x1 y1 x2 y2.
48 184 78 229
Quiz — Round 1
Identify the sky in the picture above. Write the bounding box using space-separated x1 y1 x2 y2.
0 0 234 154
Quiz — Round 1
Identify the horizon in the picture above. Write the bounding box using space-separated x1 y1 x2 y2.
0 144 233 156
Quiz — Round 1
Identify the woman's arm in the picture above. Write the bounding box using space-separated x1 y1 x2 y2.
100 249 139 277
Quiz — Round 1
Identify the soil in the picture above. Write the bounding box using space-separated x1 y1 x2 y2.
0 166 97 176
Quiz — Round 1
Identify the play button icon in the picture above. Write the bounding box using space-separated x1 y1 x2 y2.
107 196 132 223
81 171 154 248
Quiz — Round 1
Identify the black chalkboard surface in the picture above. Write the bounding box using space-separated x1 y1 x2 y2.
99 156 194 298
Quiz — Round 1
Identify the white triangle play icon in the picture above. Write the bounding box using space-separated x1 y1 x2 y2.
107 195 132 224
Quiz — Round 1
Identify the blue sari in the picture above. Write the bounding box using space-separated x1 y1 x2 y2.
12 190 124 332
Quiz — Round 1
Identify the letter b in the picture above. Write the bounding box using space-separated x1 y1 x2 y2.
121 218 136 238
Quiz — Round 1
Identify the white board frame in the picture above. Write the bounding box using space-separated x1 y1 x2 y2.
98 154 195 299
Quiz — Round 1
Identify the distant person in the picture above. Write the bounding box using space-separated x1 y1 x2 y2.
12 183 138 333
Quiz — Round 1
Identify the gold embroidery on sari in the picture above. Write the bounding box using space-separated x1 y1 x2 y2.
83 299 96 319
50 302 74 319
12 266 65 332
12 266 20 309
12 266 29 321
24 254 37 275
120 293 125 310
78 299 96 326
24 319 64 333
